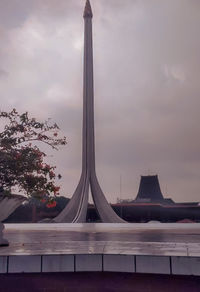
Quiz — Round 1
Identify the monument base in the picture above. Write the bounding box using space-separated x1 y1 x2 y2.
0 194 26 246
0 223 9 246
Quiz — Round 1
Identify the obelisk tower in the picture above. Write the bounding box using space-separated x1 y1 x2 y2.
54 0 125 223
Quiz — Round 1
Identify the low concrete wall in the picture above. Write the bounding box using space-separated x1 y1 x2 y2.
1 254 200 276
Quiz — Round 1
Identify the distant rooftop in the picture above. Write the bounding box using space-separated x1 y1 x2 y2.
135 175 166 203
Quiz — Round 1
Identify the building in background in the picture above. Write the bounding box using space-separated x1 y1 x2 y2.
134 175 174 204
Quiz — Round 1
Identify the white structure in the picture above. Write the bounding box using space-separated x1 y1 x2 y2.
54 0 125 223
0 195 26 246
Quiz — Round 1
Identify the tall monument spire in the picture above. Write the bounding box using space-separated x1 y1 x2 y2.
84 0 93 18
54 0 125 223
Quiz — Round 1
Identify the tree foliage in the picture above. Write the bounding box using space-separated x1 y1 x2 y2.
0 109 67 203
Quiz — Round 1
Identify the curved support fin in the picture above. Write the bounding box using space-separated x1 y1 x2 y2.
72 173 89 222
54 173 88 223
90 173 125 223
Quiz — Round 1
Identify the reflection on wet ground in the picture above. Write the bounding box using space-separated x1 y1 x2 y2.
6 229 200 243
1 223 200 257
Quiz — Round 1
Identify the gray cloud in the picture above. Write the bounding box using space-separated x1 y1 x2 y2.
0 0 200 203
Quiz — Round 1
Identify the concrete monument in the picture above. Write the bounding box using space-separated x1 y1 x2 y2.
0 194 26 246
54 0 125 223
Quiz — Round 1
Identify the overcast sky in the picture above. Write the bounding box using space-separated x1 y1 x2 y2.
0 0 200 203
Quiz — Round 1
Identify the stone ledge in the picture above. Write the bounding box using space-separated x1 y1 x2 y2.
75 254 102 272
103 255 135 273
136 255 171 274
171 256 200 276
0 256 7 273
42 255 74 272
8 255 41 273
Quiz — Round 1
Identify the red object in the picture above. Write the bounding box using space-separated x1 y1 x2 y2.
46 201 57 208
40 199 47 203
53 186 60 194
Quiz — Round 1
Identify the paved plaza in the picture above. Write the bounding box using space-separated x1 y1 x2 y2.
1 223 200 257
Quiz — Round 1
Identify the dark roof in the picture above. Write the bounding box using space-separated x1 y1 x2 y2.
135 175 164 202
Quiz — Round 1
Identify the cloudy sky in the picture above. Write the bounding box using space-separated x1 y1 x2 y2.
0 0 200 203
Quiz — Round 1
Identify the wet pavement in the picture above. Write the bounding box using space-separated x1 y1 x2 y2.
1 223 200 257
